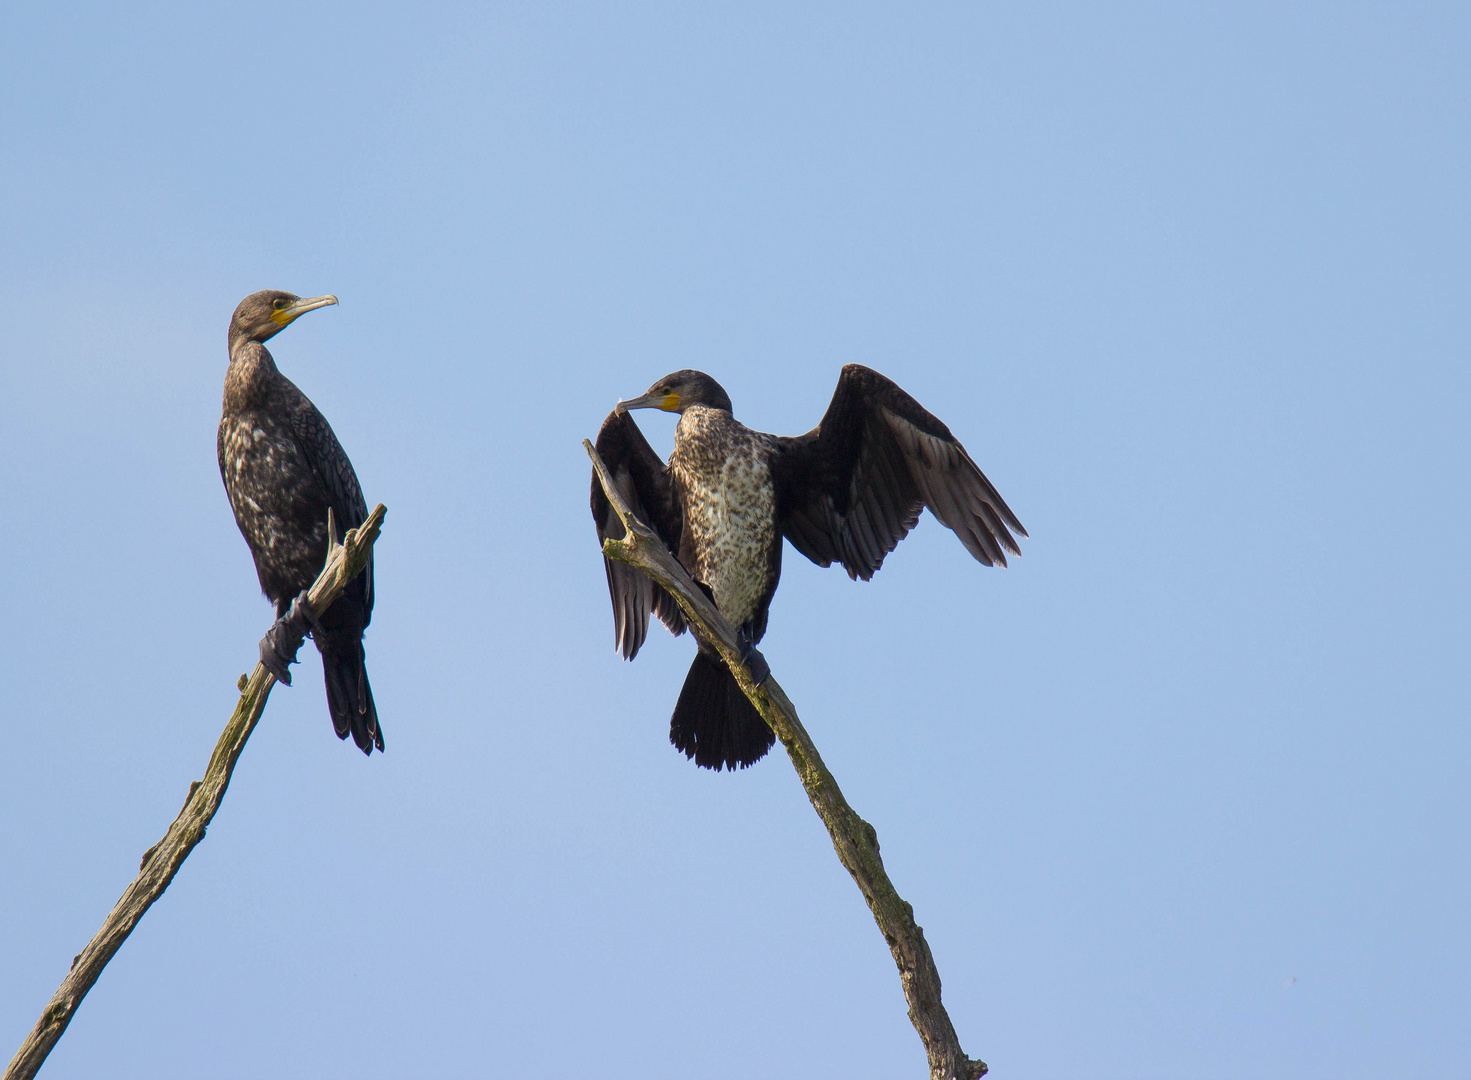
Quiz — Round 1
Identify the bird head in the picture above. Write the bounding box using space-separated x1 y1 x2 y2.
616 370 732 415
229 290 338 348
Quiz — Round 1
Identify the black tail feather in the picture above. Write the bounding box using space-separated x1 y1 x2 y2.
671 650 774 770
318 635 383 755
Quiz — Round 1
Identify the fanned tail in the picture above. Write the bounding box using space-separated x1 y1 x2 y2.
670 650 773 770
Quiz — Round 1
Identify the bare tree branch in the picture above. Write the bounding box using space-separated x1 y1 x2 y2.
585 439 988 1080
4 504 387 1080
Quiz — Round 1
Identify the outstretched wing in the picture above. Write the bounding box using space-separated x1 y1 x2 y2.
286 387 374 621
591 410 687 659
773 364 1027 581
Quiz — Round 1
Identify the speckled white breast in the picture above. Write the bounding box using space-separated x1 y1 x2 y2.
220 411 327 588
670 405 775 627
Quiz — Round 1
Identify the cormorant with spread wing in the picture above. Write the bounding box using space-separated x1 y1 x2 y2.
591 364 1026 771
219 290 383 754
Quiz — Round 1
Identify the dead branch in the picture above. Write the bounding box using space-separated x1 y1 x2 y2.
585 439 987 1080
4 504 387 1080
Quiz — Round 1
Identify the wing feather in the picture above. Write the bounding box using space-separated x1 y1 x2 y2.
286 388 374 619
590 410 687 659
773 364 1026 581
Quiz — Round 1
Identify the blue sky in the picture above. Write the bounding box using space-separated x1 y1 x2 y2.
1 3 1467 1078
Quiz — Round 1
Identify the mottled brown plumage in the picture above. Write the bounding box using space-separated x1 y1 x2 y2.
591 365 1026 771
670 405 780 631
219 290 382 754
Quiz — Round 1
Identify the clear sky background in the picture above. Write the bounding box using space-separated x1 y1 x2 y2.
1 3 1467 1078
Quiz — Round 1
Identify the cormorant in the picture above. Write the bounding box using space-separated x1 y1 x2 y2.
219 290 383 754
591 364 1026 771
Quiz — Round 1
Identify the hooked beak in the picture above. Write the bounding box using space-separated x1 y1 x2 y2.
271 294 339 327
616 391 681 414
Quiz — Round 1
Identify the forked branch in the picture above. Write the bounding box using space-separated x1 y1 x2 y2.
585 440 987 1080
4 504 387 1080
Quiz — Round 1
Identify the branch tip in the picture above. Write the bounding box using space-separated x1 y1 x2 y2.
584 439 637 533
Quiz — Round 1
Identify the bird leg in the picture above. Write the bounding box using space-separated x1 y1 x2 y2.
258 590 322 686
736 624 771 686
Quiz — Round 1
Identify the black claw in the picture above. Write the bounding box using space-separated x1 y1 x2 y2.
745 647 771 686
736 626 772 686
259 635 294 684
258 590 318 685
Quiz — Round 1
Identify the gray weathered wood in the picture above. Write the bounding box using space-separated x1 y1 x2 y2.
4 504 386 1080
585 439 988 1080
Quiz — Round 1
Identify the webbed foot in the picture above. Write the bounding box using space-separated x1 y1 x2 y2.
736 627 771 686
258 591 320 685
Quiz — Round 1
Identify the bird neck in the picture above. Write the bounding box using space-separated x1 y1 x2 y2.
223 341 279 412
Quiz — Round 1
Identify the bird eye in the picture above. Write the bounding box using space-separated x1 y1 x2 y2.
272 298 286 310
